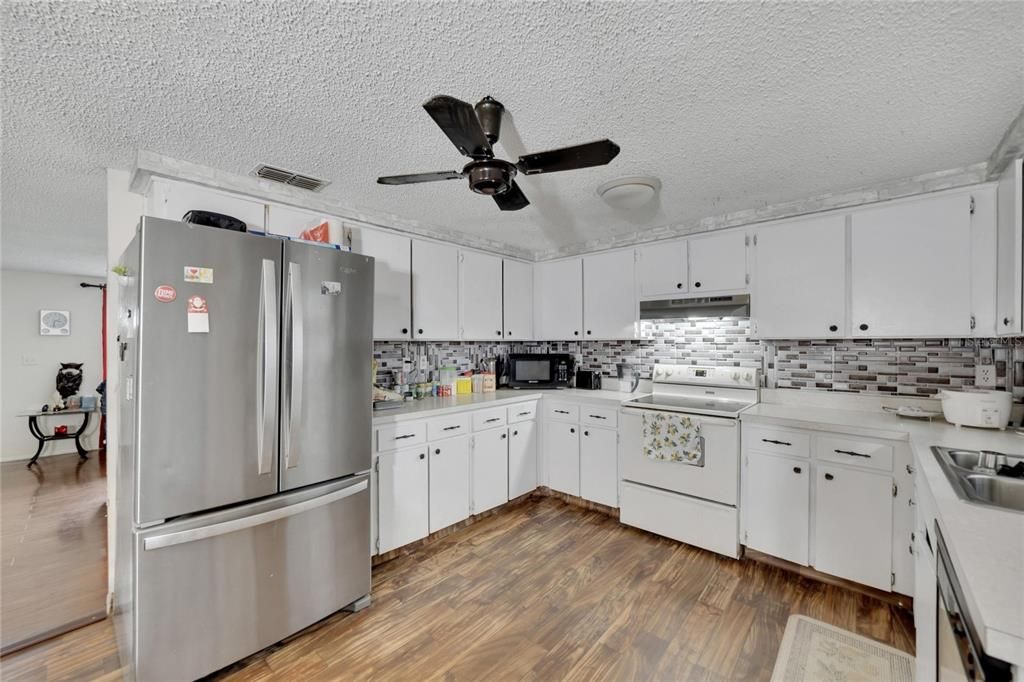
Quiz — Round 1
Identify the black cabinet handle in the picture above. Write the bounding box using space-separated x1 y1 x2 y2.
517 411 531 416
859 323 868 331
676 283 683 289
574 330 579 336
828 325 838 332
501 433 507 439
442 425 461 431
834 449 870 458
694 281 702 288
395 434 416 440
554 409 570 415
584 430 590 436
570 428 575 434
761 438 792 446
588 414 607 420
419 453 425 460
513 430 518 436
434 448 441 455
824 473 835 481
586 330 592 335
485 417 501 423
507 330 512 336
496 330 502 336
1004 317 1011 326
793 466 802 474
418 328 424 335
402 327 409 334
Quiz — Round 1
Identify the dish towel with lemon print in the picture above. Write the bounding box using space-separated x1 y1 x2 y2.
641 411 704 466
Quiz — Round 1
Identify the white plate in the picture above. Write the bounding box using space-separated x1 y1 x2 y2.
883 405 942 420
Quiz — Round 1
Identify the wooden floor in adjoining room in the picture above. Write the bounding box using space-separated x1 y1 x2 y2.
0 496 914 681
1 451 108 655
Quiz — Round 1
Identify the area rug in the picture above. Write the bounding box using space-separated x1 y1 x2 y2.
770 615 915 682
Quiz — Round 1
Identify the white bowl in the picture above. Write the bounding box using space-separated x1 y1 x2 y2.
939 389 1012 429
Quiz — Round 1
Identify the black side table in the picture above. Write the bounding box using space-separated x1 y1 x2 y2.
18 409 93 467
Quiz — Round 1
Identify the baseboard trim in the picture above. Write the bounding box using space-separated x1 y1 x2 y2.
0 611 107 658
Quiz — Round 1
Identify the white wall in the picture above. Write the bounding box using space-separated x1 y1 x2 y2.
0 269 105 461
106 167 144 601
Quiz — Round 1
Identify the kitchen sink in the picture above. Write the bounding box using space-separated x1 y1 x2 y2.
932 446 1024 513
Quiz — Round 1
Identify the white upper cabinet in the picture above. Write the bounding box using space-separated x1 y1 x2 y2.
412 239 460 340
687 231 748 293
147 179 266 230
502 260 534 341
534 259 584 340
353 229 412 340
637 241 688 297
752 215 847 339
997 158 1023 335
583 250 637 339
459 250 503 341
851 192 974 338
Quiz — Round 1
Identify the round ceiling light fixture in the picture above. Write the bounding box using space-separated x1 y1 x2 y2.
596 176 662 209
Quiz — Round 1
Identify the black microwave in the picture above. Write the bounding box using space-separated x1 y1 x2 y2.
508 354 574 389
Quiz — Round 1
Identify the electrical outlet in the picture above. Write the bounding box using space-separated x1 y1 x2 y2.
975 365 997 388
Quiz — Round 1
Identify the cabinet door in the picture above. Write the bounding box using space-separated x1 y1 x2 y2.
412 240 460 340
580 426 618 507
459 251 504 341
752 216 847 339
472 428 509 514
637 241 688 297
688 231 748 293
997 158 1023 335
355 229 412 340
851 193 973 337
428 435 470 532
503 260 534 340
148 179 266 230
582 250 637 339
743 453 809 565
377 446 429 554
508 420 538 499
814 465 893 590
534 259 583 340
544 421 580 496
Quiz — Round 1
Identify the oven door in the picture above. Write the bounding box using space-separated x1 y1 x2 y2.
619 407 740 505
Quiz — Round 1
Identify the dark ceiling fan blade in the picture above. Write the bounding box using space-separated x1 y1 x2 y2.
493 181 530 211
422 95 493 159
377 170 463 185
516 139 620 175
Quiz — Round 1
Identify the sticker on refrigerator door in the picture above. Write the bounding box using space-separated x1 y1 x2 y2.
153 284 176 302
186 295 209 333
321 280 342 295
183 266 213 284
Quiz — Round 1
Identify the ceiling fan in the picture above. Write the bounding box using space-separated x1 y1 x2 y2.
377 95 621 211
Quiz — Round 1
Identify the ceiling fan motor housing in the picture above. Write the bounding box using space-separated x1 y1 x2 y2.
465 160 515 195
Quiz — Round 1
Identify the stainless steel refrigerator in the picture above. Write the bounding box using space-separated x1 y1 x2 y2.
114 216 373 681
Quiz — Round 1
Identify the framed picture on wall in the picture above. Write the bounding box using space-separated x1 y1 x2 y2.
40 309 71 336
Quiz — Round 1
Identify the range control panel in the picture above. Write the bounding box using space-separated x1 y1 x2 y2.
651 364 760 389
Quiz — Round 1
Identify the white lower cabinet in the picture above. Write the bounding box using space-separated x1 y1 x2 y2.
508 420 538 499
472 428 509 514
545 421 580 496
580 426 618 507
743 452 809 565
813 464 894 591
377 446 429 554
428 435 470 533
913 470 938 682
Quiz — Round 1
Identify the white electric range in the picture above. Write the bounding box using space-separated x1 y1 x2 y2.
619 365 760 559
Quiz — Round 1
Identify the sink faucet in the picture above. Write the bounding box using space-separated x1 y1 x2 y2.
976 451 1007 473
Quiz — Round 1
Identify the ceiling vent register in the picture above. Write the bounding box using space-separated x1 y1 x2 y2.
251 164 329 192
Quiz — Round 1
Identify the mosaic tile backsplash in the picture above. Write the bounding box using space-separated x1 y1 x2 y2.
374 317 1024 396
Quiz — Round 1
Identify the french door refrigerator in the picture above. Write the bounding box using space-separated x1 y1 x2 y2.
114 217 373 681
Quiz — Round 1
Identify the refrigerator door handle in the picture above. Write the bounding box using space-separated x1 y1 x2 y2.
285 262 304 470
142 479 368 551
256 258 278 476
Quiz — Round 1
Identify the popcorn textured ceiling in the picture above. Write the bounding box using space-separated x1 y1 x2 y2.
2 0 1022 275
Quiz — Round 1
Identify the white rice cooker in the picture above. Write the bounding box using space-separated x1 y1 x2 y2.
939 389 1012 429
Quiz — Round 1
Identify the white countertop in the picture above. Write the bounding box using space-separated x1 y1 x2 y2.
743 399 1024 666
372 387 640 424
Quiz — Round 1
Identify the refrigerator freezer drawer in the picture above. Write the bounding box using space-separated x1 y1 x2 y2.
133 476 370 681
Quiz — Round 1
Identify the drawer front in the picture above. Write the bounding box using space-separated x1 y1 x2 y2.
473 407 508 431
507 401 538 424
545 401 580 422
815 435 894 472
376 421 427 452
744 424 811 459
580 404 618 428
426 413 471 441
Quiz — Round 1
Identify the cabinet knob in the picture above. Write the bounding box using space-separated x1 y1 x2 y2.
418 328 424 335
586 330 592 335
694 281 702 288
828 325 838 332
496 330 502 336
402 327 409 334
793 466 802 474
507 330 512 336
513 430 518 436
858 323 868 331
824 472 834 481
570 428 575 434
1004 317 1011 326
676 283 683 289
419 453 425 460
584 430 589 436
501 433 507 439
573 330 579 336
434 448 441 455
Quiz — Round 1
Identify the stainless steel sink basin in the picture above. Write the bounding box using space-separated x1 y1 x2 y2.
932 446 1024 513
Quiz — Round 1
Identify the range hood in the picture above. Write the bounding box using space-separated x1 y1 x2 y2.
640 294 750 320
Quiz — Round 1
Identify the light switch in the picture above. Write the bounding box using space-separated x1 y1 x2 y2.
21 354 38 366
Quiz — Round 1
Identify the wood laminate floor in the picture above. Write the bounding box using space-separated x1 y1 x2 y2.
0 496 914 681
1 452 108 654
